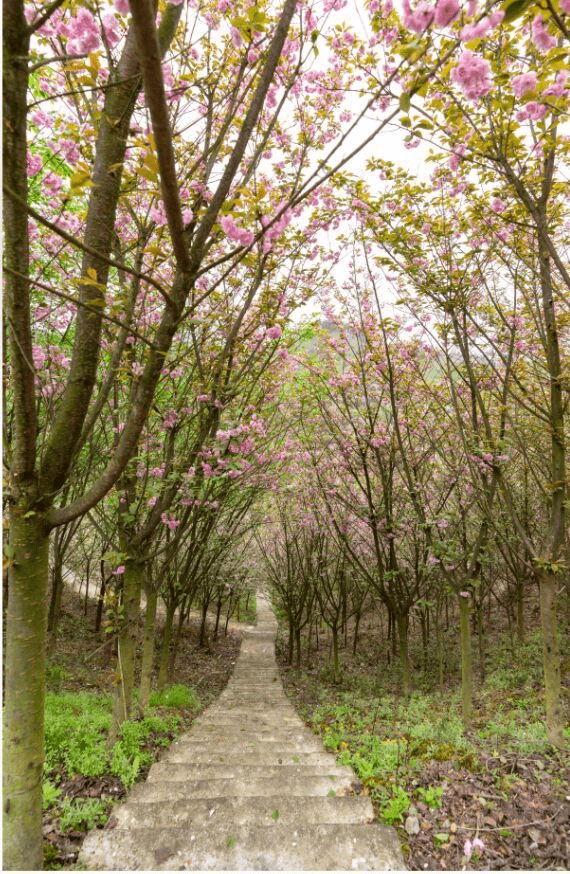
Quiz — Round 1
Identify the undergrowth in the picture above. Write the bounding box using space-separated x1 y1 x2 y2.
42 683 199 863
280 627 569 841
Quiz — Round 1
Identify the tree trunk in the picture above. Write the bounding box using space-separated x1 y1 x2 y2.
331 624 340 684
516 577 525 643
459 594 473 730
139 585 158 709
95 562 107 633
109 560 143 744
352 607 361 656
83 557 91 615
157 602 175 691
169 598 188 678
295 625 302 668
213 595 224 641
476 599 486 684
3 514 50 871
199 598 209 648
539 572 564 747
47 554 64 656
396 612 411 695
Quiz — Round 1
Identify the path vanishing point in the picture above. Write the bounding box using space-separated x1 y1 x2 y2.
80 592 406 870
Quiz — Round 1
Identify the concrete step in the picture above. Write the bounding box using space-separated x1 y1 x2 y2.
81 821 404 870
175 728 322 745
110 794 375 829
160 748 342 767
146 762 355 782
126 772 355 801
80 592 405 870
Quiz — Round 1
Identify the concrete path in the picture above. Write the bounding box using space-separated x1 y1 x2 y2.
80 593 405 870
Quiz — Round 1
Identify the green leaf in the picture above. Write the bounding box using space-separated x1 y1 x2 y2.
137 166 158 183
502 0 532 22
226 836 235 849
399 92 411 113
271 809 280 821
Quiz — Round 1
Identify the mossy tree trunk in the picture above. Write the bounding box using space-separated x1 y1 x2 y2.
3 514 49 871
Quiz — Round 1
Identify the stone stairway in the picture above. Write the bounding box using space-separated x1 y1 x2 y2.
80 593 405 870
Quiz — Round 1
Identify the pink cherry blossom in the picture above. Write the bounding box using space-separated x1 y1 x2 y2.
266 325 282 340
67 8 101 54
103 13 122 49
543 70 570 97
451 50 493 102
531 15 556 52
464 837 485 859
161 514 181 530
516 101 547 122
27 152 42 176
113 565 125 575
231 27 243 48
220 214 254 246
401 0 434 33
460 10 504 42
491 197 507 213
511 72 537 98
434 0 459 27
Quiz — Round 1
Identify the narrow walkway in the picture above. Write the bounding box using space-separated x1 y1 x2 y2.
80 593 405 870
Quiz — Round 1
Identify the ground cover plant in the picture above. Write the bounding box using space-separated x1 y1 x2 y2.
276 611 570 871
41 590 242 869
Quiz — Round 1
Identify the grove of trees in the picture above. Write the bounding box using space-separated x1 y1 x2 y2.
3 0 569 869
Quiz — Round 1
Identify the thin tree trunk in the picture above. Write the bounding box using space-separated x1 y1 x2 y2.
459 594 473 730
477 599 486 684
199 597 209 648
396 612 411 695
95 562 107 633
332 625 340 684
539 572 564 747
516 577 525 643
3 515 49 870
84 557 91 615
352 606 362 656
157 602 175 691
47 557 64 656
139 585 158 709
109 560 143 744
213 597 223 641
169 598 188 678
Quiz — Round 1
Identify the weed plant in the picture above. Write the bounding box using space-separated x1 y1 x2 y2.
43 684 197 834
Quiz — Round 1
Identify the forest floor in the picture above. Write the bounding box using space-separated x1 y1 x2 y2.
44 590 569 871
275 618 570 871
